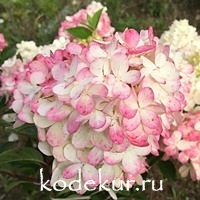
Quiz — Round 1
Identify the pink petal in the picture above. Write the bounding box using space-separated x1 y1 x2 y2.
104 151 123 165
112 81 130 99
123 111 140 131
37 100 57 116
12 100 23 113
143 124 163 135
122 153 141 175
163 96 181 112
138 87 154 108
90 59 104 76
88 84 108 97
47 105 72 121
66 42 82 55
63 163 82 179
30 71 45 85
37 127 46 142
52 63 66 81
53 83 70 95
46 122 68 147
70 85 84 99
18 81 35 94
18 110 33 123
76 67 93 83
89 110 106 129
108 121 124 144
132 45 154 54
111 53 128 76
76 95 95 115
66 111 82 134
101 164 115 183
88 147 103 166
121 70 141 84
119 100 137 119
89 45 107 58
124 28 140 48
140 109 161 129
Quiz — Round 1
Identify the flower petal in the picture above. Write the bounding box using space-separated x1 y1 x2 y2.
91 131 113 151
66 111 81 134
123 111 140 131
111 53 128 76
104 151 123 165
76 95 95 115
112 81 130 99
82 164 99 187
89 110 106 129
124 28 140 48
138 87 154 108
109 121 124 144
121 70 141 84
140 109 161 129
33 114 54 128
88 147 103 166
63 144 80 163
63 163 82 179
72 125 91 149
46 122 68 147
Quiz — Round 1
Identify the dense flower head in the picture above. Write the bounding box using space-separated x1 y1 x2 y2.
58 1 115 41
6 24 187 194
0 33 7 51
160 19 200 57
163 109 200 180
0 37 69 97
160 19 200 111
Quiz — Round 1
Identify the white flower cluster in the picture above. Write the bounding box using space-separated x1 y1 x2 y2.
160 19 200 57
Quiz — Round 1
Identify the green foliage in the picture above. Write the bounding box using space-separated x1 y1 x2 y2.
158 160 176 182
67 26 93 39
87 8 103 30
0 147 44 165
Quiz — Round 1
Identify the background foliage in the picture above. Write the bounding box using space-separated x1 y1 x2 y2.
0 0 200 199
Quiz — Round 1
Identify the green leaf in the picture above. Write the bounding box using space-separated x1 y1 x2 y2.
88 8 103 30
0 147 44 165
67 26 92 39
88 8 103 29
158 160 176 181
87 14 93 28
5 180 28 192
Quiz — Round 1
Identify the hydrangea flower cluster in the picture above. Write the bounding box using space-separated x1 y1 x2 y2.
0 33 7 51
160 19 200 180
160 19 200 111
58 1 114 41
163 109 200 180
0 37 69 96
2 2 200 196
8 24 186 193
160 19 200 58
